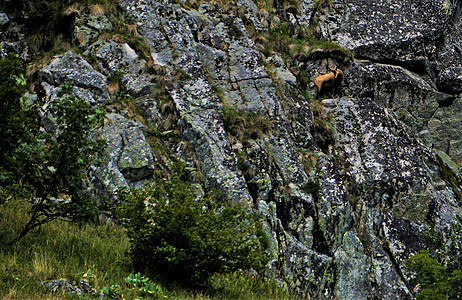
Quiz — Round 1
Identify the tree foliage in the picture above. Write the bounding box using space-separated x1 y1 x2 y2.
407 223 462 299
0 55 106 244
119 162 269 286
0 54 32 183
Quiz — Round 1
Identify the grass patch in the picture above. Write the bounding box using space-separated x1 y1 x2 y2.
0 198 130 299
309 99 336 153
208 271 293 299
221 105 272 142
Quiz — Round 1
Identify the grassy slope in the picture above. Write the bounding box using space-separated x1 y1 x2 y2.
0 200 295 299
0 200 130 299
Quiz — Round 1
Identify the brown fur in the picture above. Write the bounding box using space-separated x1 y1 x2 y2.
314 68 344 95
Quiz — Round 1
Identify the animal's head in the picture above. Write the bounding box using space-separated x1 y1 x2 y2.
329 67 344 81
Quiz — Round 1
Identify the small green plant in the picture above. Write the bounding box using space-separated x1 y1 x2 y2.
113 91 133 103
102 281 123 299
101 273 168 299
125 272 149 288
125 273 167 297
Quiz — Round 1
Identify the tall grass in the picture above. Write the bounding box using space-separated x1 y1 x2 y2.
208 272 293 299
0 199 130 299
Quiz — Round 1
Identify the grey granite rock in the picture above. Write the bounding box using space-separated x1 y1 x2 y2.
0 13 9 26
72 14 113 48
42 279 99 297
39 51 109 105
92 113 155 197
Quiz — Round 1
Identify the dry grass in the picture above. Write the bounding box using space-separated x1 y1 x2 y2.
63 3 83 17
0 199 130 299
89 4 106 16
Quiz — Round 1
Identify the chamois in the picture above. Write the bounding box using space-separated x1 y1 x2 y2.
314 67 344 96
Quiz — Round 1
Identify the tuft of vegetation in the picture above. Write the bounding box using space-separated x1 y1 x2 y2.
251 14 353 61
208 271 293 299
172 68 192 80
310 99 336 153
221 105 272 142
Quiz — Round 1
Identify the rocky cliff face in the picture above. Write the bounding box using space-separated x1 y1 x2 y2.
3 0 462 298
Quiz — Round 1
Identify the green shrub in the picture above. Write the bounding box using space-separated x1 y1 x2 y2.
407 250 461 299
119 162 269 286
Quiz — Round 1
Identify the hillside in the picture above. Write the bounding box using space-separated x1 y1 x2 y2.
1 0 462 298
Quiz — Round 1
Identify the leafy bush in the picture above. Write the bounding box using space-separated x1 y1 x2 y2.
119 162 269 286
